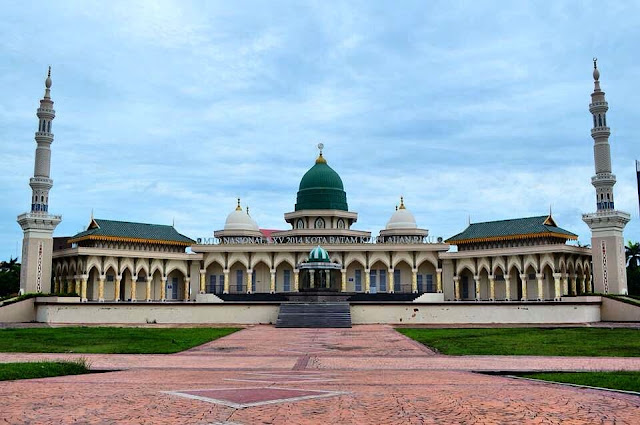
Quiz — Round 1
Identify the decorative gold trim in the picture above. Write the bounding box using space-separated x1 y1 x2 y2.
448 232 577 245
67 234 191 246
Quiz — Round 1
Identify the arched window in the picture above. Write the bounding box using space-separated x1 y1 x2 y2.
296 219 304 229
315 217 325 229
603 115 606 126
47 121 51 132
337 218 345 229
598 115 602 127
593 115 597 128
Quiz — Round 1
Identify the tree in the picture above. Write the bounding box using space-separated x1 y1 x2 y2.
625 241 640 269
0 257 21 297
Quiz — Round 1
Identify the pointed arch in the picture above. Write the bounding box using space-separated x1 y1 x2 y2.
204 253 225 270
455 258 476 276
506 255 522 274
250 252 272 270
165 260 188 278
539 254 556 274
119 257 135 277
492 257 506 275
415 251 438 269
274 252 296 269
103 257 118 277
227 252 249 270
150 259 164 277
523 255 539 274
344 252 367 270
135 258 149 276
391 251 413 269
368 252 390 269
477 257 491 276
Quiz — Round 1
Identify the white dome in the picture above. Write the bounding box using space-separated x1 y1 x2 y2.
224 207 260 232
386 199 418 230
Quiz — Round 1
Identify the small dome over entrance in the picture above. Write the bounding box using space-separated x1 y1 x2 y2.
309 245 331 262
224 199 259 232
386 197 418 230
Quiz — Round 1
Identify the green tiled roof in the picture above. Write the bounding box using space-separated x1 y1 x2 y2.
69 218 194 245
446 215 577 244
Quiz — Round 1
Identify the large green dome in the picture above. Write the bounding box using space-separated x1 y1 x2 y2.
295 153 348 211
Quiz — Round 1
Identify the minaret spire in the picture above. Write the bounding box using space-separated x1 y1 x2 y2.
16 67 62 294
583 59 630 295
588 57 616 211
30 67 56 213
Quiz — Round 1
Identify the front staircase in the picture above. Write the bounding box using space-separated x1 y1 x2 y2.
275 302 352 328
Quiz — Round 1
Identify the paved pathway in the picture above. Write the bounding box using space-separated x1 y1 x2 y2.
1 325 639 424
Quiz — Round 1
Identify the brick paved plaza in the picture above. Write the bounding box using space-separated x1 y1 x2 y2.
1 325 639 424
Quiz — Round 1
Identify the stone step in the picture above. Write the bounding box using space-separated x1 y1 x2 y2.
275 302 352 328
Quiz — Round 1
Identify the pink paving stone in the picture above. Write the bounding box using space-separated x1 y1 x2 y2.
0 325 639 424
173 387 341 407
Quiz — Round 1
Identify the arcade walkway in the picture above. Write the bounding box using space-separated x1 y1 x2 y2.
0 325 639 423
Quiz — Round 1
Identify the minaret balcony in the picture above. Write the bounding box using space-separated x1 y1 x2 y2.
29 176 53 189
590 127 610 136
591 173 616 186
589 101 608 112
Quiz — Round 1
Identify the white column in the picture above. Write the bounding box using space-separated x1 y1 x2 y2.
270 270 276 294
411 269 417 294
570 274 577 296
504 276 511 301
246 269 253 294
474 275 480 301
80 275 88 302
488 275 495 301
563 274 569 295
340 269 347 292
183 275 190 301
536 273 544 301
453 276 460 300
325 270 330 289
365 269 371 293
294 269 300 292
130 275 137 302
146 276 152 302
98 276 105 302
436 268 443 293
223 270 230 294
580 275 586 294
388 268 394 293
114 275 121 302
310 270 315 289
160 277 167 302
553 272 562 301
199 269 206 294
519 273 528 301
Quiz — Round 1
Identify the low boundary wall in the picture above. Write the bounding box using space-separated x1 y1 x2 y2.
34 299 602 325
0 298 36 323
601 297 640 322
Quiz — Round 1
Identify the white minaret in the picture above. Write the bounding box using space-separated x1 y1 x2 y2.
16 67 62 294
582 59 630 294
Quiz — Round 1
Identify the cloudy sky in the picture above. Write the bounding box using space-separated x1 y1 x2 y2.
1 1 639 259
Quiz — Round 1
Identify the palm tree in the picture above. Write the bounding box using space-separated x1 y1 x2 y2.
625 241 640 269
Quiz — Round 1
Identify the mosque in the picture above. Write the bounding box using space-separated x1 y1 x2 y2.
14 61 633 325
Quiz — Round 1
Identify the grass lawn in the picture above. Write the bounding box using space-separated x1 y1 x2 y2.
397 328 640 357
0 360 91 381
515 372 640 393
0 327 240 354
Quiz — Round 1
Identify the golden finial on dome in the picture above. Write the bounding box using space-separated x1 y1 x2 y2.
236 198 242 211
315 142 327 164
399 196 406 210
